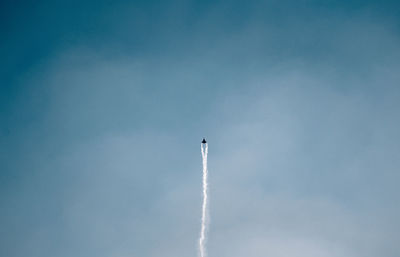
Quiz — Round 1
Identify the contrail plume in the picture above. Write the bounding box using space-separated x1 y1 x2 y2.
199 143 209 257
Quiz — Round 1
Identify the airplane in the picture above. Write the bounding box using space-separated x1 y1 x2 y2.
202 138 207 144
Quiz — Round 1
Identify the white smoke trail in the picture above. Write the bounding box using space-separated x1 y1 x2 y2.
199 143 209 257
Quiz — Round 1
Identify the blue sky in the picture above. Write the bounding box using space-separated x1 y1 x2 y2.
1 1 400 257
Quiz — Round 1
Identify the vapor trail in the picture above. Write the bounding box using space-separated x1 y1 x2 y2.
199 143 208 257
